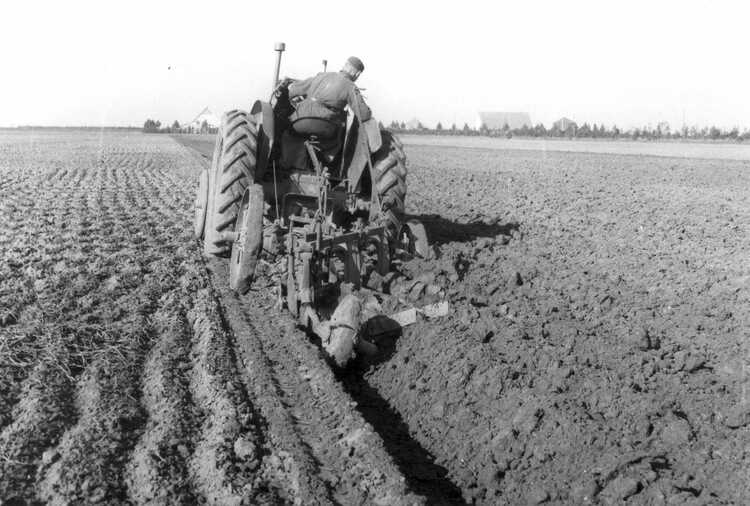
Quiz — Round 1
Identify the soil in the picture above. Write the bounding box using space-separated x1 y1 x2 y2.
0 130 748 505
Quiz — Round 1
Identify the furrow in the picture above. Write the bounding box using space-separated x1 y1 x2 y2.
35 352 146 505
123 301 198 505
0 349 76 503
186 287 281 505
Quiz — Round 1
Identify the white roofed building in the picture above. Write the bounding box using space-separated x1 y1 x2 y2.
184 107 220 133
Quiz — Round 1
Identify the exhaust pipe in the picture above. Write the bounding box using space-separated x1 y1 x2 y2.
272 42 286 93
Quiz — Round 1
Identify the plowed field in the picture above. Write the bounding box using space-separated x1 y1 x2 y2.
1 130 748 505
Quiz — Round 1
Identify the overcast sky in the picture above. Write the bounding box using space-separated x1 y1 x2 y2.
2 0 748 129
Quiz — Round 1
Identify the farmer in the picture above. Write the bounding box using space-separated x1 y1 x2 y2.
286 56 372 137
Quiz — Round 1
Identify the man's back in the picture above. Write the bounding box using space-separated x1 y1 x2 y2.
289 71 371 122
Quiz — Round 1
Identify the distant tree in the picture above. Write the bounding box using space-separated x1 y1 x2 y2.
142 119 162 133
611 125 620 138
200 119 209 134
656 121 670 138
709 126 722 140
416 121 424 130
533 123 547 137
516 124 532 137
400 122 406 130
462 123 471 134
378 121 385 130
436 122 443 131
172 120 180 131
501 122 510 132
450 123 457 133
479 122 489 135
578 123 592 137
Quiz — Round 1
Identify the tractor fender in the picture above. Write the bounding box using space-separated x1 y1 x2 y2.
364 116 382 153
250 100 275 180
346 116 383 193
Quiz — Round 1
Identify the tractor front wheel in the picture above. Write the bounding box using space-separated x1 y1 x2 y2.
229 184 264 294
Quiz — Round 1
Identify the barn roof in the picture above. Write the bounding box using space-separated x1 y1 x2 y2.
553 117 577 125
188 107 220 128
478 111 532 130
404 118 422 130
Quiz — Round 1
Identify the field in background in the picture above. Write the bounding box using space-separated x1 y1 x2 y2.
401 134 750 161
1 130 749 504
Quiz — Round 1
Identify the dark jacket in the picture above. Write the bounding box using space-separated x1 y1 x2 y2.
288 71 372 123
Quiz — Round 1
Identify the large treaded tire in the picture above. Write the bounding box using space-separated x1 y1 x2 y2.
371 131 407 242
204 110 258 256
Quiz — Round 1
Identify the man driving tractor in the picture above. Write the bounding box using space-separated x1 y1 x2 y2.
287 56 372 137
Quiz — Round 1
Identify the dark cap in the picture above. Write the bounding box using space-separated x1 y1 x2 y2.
346 56 364 72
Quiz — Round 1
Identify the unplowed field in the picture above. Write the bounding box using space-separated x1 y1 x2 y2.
1 131 748 505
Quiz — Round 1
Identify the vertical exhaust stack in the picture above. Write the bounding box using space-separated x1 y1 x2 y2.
322 59 327 72
272 42 286 93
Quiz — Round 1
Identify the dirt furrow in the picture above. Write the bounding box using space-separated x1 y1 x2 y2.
205 259 426 506
36 349 146 505
123 296 199 505
186 287 282 505
0 348 76 503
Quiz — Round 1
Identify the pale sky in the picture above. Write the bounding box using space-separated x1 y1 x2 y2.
2 0 748 130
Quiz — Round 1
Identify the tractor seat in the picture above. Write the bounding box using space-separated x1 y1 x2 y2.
290 116 341 140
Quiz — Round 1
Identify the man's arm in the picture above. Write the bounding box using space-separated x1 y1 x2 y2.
349 86 372 122
288 76 314 99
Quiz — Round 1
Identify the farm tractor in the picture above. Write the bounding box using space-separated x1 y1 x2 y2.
193 43 431 366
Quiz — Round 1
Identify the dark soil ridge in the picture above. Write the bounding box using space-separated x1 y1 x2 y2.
355 145 750 504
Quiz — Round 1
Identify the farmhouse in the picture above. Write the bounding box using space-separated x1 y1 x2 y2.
184 107 220 133
553 117 578 133
476 111 532 131
404 118 423 130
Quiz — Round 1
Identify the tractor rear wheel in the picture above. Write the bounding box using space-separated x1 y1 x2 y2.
371 131 407 243
204 110 258 256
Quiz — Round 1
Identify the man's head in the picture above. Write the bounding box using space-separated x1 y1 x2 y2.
341 56 364 81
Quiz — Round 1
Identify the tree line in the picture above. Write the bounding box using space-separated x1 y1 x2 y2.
387 120 750 142
143 119 217 134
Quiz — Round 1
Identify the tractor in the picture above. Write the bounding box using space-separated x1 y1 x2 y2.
193 43 430 366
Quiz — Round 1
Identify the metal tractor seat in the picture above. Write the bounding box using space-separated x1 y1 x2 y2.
290 116 341 140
